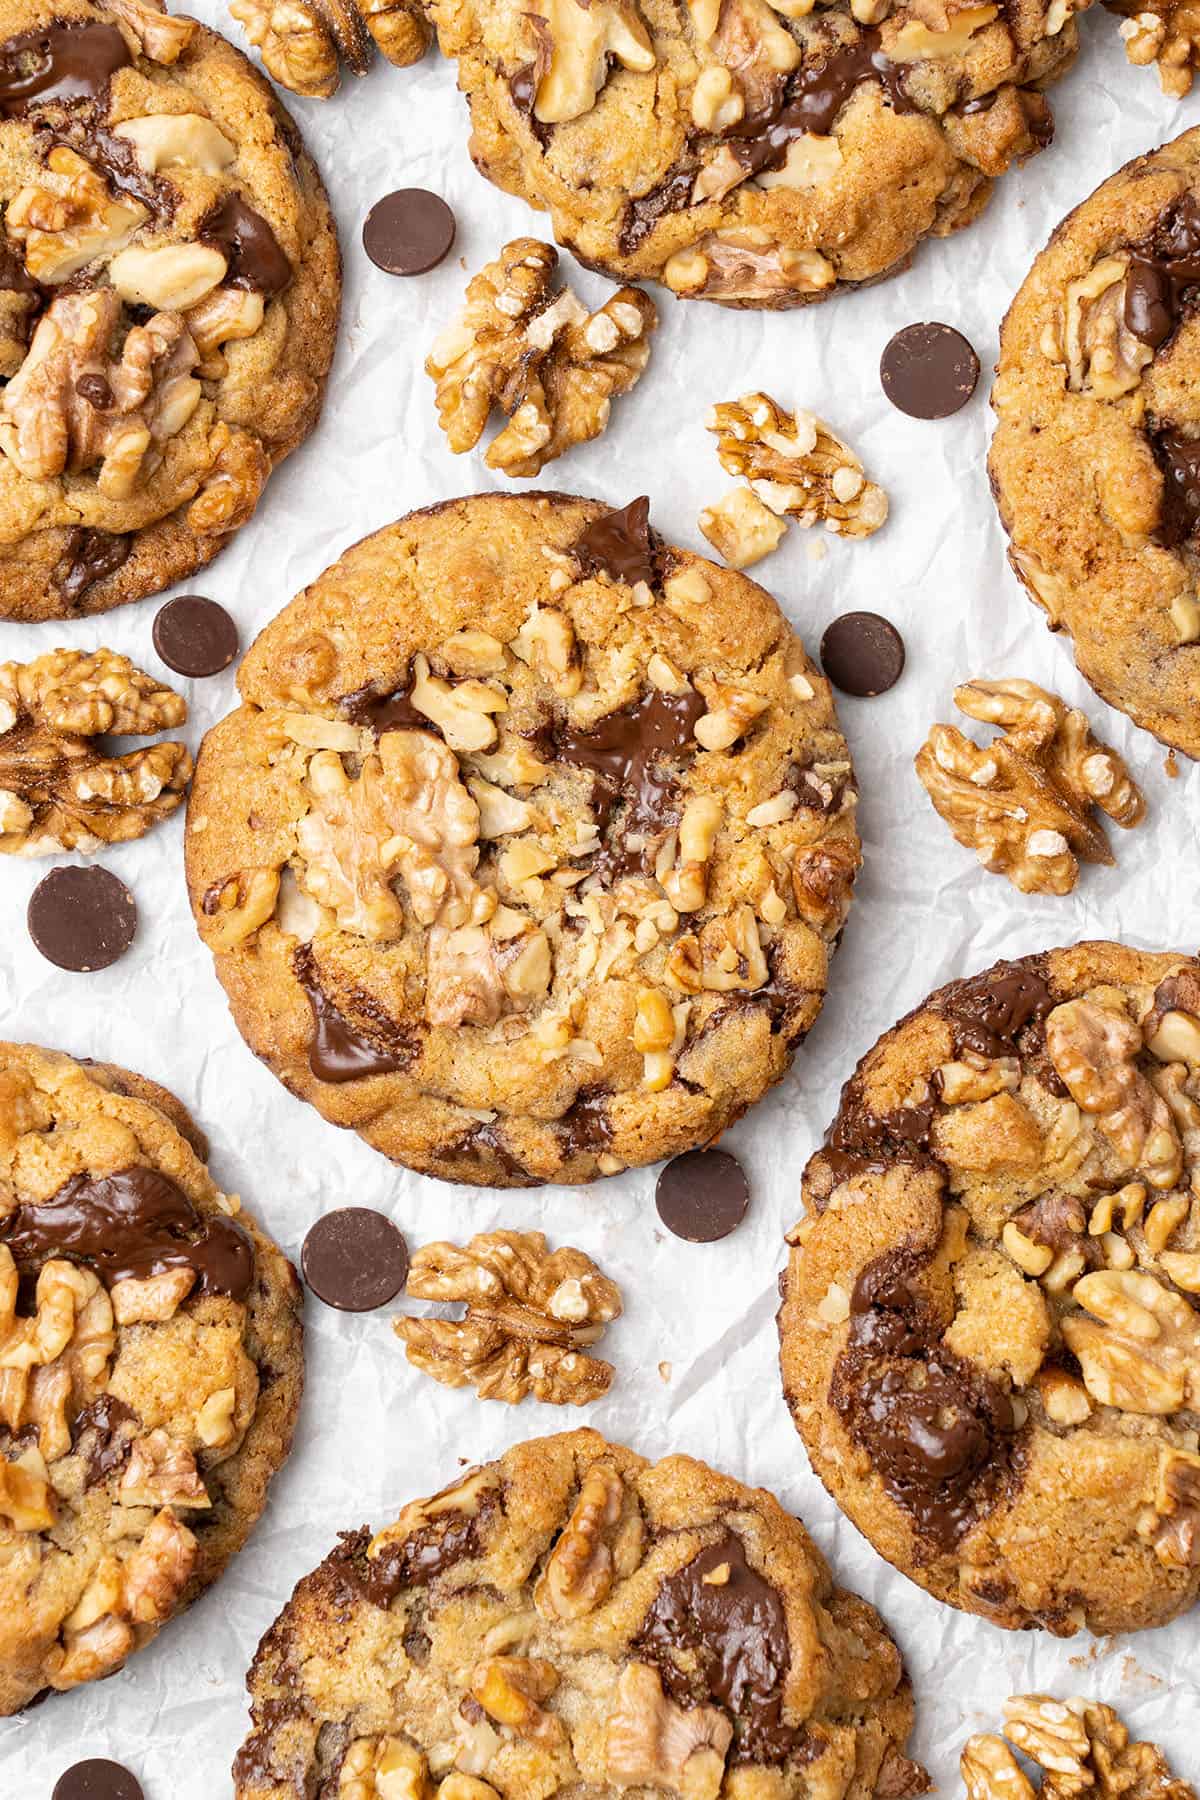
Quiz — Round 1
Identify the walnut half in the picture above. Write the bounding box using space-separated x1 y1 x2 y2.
963 1694 1194 1800
394 1230 622 1404
230 0 429 96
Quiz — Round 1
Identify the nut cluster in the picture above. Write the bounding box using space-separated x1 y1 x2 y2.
0 648 191 855
426 238 657 477
914 678 1145 895
1115 0 1200 97
701 391 887 568
230 0 430 96
394 1230 622 1404
962 1695 1193 1800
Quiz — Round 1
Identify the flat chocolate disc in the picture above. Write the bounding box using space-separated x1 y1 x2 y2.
53 1761 144 1800
28 867 137 971
153 594 239 677
880 322 980 419
820 612 906 697
363 190 456 277
656 1149 749 1242
301 1207 409 1311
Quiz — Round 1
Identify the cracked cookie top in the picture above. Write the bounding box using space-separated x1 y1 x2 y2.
778 941 1200 1638
0 0 339 621
0 1040 303 1715
425 0 1083 309
185 491 860 1187
231 1427 928 1800
990 128 1200 757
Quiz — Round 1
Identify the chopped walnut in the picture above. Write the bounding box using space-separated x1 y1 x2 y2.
1062 1268 1200 1413
0 1247 114 1462
119 1431 211 1509
534 1460 642 1618
664 230 836 304
199 866 281 951
1061 255 1154 399
962 1735 1036 1800
0 1454 55 1530
426 239 656 477
1046 997 1182 1189
357 0 432 67
706 392 888 539
340 1736 436 1800
604 1662 732 1799
915 679 1145 896
6 147 147 285
980 1695 1195 1800
395 1229 621 1405
186 420 271 538
111 1267 197 1325
530 0 655 123
0 648 190 855
1116 0 1200 96
698 486 788 569
48 1506 197 1690
0 290 202 499
122 1505 198 1623
1141 1445 1200 1568
231 0 343 93
470 1655 564 1747
107 0 197 62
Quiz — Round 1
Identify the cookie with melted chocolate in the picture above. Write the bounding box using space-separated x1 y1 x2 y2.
421 0 1078 308
0 0 339 622
991 127 1200 756
186 492 860 1186
0 1041 302 1715
232 1429 927 1799
779 941 1200 1637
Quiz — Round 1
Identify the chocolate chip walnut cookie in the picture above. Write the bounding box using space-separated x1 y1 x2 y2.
990 130 1200 759
186 492 860 1187
0 0 339 621
779 943 1200 1636
232 1429 928 1800
423 0 1083 310
0 1042 303 1715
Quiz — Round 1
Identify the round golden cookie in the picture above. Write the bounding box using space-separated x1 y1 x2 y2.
232 1427 928 1799
990 129 1200 756
186 492 861 1187
778 942 1200 1638
0 1041 303 1715
0 0 340 621
425 0 1080 309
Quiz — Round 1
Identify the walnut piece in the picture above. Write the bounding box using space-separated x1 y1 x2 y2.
698 485 788 569
914 679 1145 896
118 1430 211 1509
1046 997 1182 1188
49 1506 197 1689
604 1662 733 1799
993 1695 1193 1800
470 1655 564 1747
1115 0 1200 97
1062 1267 1200 1413
107 0 197 62
0 289 202 498
706 392 888 540
0 648 190 855
0 1245 114 1463
1061 255 1154 399
231 0 428 94
6 147 147 285
395 1229 621 1405
664 231 836 304
1143 1445 1200 1567
535 1459 643 1618
532 0 655 123
962 1735 1036 1800
0 1454 55 1530
426 238 656 477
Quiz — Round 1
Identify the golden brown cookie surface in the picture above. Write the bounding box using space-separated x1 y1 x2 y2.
990 129 1200 756
0 0 340 621
779 942 1200 1637
186 492 860 1187
0 1041 303 1715
232 1428 927 1800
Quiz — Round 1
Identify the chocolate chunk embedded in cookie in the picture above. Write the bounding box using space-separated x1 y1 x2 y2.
0 0 340 622
779 942 1200 1636
232 1429 927 1799
425 0 1080 309
991 128 1200 756
0 1042 303 1714
186 492 860 1186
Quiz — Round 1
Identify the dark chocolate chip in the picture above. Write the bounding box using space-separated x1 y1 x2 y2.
655 1148 749 1242
301 1207 409 1312
27 866 136 971
820 612 905 697
0 23 131 117
880 322 979 419
362 190 456 277
153 594 239 678
573 497 658 587
52 1760 144 1800
200 194 291 296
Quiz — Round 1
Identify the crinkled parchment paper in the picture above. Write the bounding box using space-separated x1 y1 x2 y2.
4 10 1200 1789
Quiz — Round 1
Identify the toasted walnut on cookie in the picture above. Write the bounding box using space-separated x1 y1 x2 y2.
915 678 1144 894
962 1694 1194 1800
0 648 191 854
426 239 656 478
232 1429 925 1799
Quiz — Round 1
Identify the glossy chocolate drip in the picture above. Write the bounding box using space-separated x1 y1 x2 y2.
555 685 706 879
730 29 915 179
355 1503 491 1608
556 1085 613 1153
830 1256 1019 1553
1124 194 1200 349
509 63 550 145
633 1535 810 1766
820 1075 936 1187
293 944 417 1083
55 527 130 605
937 960 1053 1059
1151 426 1200 548
2 1167 254 1300
340 666 430 737
74 1393 138 1487
620 164 698 254
0 23 130 117
573 497 659 587
201 194 291 296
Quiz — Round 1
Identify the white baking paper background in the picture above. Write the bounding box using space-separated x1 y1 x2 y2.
5 9 1200 1790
